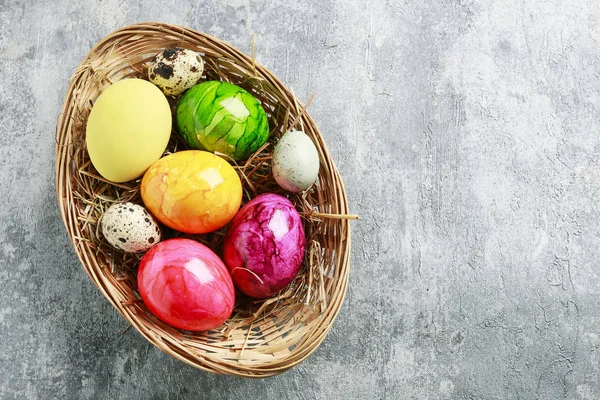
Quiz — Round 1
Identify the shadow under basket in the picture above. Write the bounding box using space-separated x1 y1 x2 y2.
55 22 353 378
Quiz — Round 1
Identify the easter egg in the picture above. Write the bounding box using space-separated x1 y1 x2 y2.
176 81 269 160
86 78 171 182
137 238 235 331
141 150 242 234
272 130 320 192
222 193 305 298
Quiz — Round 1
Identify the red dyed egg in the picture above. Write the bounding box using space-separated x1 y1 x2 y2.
223 193 306 298
137 238 235 331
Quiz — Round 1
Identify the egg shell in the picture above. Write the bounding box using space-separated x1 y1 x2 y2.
272 130 320 192
176 81 270 160
222 193 305 298
141 150 242 234
86 79 172 183
148 48 205 96
101 202 161 253
137 238 235 331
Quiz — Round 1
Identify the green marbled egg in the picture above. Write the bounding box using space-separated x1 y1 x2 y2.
176 81 269 160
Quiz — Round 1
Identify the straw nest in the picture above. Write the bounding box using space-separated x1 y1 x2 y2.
55 22 354 377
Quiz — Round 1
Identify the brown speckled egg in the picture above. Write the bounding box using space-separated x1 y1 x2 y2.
148 48 204 96
101 202 161 253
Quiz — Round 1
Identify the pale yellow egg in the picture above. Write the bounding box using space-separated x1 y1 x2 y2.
86 79 172 183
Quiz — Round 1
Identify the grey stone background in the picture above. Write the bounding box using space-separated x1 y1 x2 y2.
1 0 599 399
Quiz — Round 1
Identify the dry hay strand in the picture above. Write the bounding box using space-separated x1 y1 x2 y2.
55 22 354 378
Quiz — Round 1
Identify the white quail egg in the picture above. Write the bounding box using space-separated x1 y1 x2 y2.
148 48 204 96
272 130 320 192
101 202 161 253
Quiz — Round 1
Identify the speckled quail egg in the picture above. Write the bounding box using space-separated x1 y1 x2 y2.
148 48 204 96
272 130 320 192
101 202 161 253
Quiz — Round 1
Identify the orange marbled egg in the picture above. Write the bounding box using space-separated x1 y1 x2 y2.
141 150 242 234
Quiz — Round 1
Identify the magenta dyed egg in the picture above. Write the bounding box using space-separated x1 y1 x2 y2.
222 193 306 298
137 238 235 331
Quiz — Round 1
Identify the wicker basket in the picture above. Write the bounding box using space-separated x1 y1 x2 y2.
55 22 353 377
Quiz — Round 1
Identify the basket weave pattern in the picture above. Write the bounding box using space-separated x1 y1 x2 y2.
55 23 351 377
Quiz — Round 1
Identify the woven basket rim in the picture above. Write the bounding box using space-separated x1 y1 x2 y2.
55 22 352 378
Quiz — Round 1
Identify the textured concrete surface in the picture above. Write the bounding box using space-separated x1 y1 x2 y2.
2 0 600 399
